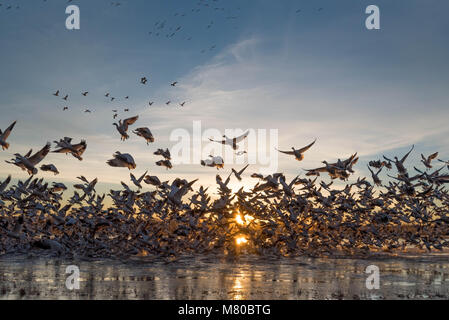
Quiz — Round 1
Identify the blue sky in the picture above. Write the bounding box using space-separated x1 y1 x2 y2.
0 0 448 194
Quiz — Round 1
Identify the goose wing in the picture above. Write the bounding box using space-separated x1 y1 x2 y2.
27 143 51 165
0 121 16 141
123 116 139 131
275 148 295 155
297 139 316 154
234 130 250 143
400 145 414 163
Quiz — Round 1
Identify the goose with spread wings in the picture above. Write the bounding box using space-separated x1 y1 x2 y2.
209 130 249 150
113 116 139 141
0 121 17 150
5 142 51 175
52 137 87 161
276 139 316 162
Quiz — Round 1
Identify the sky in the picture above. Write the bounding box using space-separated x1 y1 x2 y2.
0 0 448 196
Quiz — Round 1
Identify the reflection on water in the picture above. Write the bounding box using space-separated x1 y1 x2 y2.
1 254 449 300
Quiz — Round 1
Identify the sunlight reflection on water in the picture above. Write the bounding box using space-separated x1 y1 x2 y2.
1 254 449 300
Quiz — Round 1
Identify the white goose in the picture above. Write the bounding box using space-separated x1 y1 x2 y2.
209 130 249 150
133 127 154 145
113 116 139 141
201 155 224 169
107 152 136 170
5 143 51 175
52 137 87 161
40 164 60 175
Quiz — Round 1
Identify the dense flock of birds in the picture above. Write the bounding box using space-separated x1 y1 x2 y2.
1 1 448 260
1 112 449 259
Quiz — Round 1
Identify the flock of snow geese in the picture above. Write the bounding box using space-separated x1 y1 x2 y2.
1 104 449 258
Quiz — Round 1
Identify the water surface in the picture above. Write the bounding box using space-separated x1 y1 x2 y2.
1 254 449 299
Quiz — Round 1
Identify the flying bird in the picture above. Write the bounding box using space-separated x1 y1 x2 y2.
0 121 17 150
40 164 60 175
133 127 155 145
209 130 249 150
107 152 136 170
130 171 148 189
201 155 224 169
421 152 439 169
5 142 51 175
52 137 87 161
113 116 139 141
276 139 316 162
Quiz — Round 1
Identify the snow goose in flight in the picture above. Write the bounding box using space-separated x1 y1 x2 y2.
156 160 172 170
232 164 249 181
113 115 139 141
50 182 67 193
168 179 198 206
0 121 17 150
53 90 60 97
133 127 154 144
209 130 249 150
421 152 438 169
144 175 161 187
276 139 316 162
154 148 171 160
40 164 60 175
201 155 224 169
107 152 136 170
52 137 87 161
5 142 51 175
383 145 414 177
130 171 147 189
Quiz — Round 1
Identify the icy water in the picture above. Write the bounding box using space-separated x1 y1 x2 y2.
1 253 449 300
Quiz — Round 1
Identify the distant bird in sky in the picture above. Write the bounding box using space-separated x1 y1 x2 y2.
140 77 148 85
63 95 68 101
82 91 89 96
53 90 59 97
171 81 178 87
